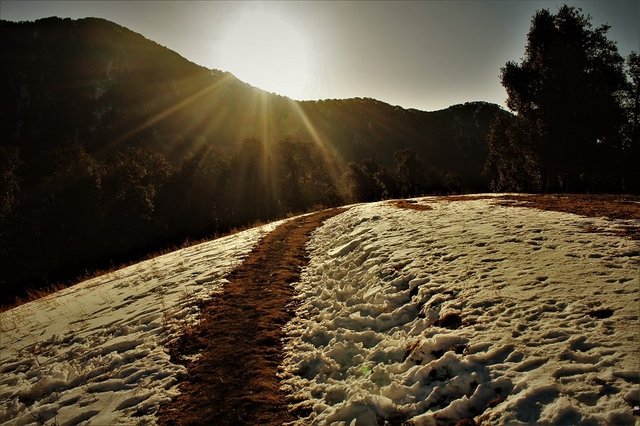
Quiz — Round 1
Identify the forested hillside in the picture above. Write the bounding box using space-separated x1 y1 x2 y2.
0 17 502 303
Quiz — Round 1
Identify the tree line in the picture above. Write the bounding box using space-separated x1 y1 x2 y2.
0 137 452 305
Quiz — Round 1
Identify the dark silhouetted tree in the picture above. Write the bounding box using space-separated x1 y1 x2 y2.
0 146 21 222
627 52 640 143
271 137 341 213
46 145 104 261
161 144 230 238
342 158 390 202
622 52 640 191
373 165 399 199
490 5 628 192
485 113 542 192
102 147 173 251
227 138 271 224
273 137 306 213
394 148 424 197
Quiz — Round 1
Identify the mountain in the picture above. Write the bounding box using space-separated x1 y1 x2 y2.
1 17 502 181
0 17 505 303
1 196 638 424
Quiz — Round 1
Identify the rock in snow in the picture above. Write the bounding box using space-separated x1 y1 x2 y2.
1 197 638 425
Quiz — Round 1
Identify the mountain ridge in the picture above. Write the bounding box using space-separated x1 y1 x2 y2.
1 16 504 174
0 16 505 302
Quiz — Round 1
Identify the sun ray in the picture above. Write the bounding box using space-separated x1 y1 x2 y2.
286 99 344 192
106 73 235 153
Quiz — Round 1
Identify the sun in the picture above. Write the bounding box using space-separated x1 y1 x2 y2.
217 6 311 99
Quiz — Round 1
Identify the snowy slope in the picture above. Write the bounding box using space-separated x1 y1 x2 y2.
1 196 638 425
281 198 640 425
0 221 282 425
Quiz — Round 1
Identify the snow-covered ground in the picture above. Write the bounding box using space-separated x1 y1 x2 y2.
1 196 638 425
0 221 281 425
282 198 639 425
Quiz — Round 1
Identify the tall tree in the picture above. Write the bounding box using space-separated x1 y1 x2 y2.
228 138 267 223
627 52 640 144
485 113 542 192
0 146 20 222
492 5 628 192
623 52 640 191
394 148 424 197
341 158 393 202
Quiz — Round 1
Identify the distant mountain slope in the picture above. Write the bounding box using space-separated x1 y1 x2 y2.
1 17 503 188
0 17 505 303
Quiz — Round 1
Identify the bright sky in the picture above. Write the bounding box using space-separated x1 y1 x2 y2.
1 0 638 111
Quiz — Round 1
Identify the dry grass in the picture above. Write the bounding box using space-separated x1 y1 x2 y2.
508 194 640 220
390 193 640 240
0 284 70 314
493 194 640 240
0 218 274 313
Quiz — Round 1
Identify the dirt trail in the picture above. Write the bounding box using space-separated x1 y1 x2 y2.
157 208 345 426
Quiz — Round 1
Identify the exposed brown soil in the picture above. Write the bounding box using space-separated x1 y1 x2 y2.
392 194 639 239
389 199 433 211
494 194 640 239
433 194 640 222
156 208 345 426
441 195 498 202
495 194 640 221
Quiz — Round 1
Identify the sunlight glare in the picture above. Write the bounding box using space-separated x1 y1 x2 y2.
217 6 311 99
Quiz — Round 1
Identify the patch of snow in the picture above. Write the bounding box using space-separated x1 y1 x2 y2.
1 197 638 425
281 198 639 424
0 221 282 425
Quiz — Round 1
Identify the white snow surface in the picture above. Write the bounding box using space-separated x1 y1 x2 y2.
1 196 638 425
0 221 281 425
280 198 640 425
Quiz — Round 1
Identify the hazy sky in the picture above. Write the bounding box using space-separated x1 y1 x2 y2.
1 0 638 111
